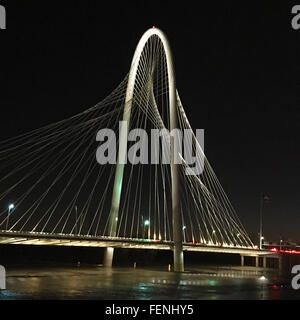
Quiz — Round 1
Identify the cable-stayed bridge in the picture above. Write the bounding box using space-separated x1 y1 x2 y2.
0 27 277 271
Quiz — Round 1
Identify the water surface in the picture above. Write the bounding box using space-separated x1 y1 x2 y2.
0 265 299 300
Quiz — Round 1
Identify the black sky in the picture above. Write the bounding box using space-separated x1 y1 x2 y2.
0 0 300 243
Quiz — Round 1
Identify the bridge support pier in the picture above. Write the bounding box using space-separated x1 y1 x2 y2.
103 247 114 268
263 256 267 268
278 255 282 273
255 256 259 268
240 255 244 267
171 135 184 272
173 243 184 272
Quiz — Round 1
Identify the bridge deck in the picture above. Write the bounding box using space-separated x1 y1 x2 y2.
0 230 276 257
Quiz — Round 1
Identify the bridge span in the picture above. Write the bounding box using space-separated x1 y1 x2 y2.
0 230 277 265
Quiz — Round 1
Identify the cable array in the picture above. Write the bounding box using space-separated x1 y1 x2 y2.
0 34 253 248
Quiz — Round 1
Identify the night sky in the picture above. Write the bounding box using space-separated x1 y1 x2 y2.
0 1 299 243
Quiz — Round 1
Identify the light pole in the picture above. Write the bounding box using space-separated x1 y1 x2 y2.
259 192 270 250
259 193 270 249
79 207 83 235
144 219 150 239
75 205 78 235
182 226 186 243
7 204 14 231
212 230 216 244
260 236 264 250
259 193 263 249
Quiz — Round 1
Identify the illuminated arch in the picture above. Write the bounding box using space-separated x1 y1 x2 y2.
104 27 184 272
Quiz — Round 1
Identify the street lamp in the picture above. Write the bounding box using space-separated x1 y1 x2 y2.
183 226 187 243
7 204 15 230
212 230 216 244
260 236 264 250
259 193 270 250
75 205 78 235
280 238 283 251
259 194 263 249
143 219 150 239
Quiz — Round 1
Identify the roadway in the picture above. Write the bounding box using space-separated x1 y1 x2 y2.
0 230 276 257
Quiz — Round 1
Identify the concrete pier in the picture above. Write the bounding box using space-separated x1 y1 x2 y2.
263 256 267 268
255 256 259 268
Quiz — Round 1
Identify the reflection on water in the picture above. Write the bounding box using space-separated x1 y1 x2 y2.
0 265 299 300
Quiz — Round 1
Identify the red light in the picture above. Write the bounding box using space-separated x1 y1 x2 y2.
152 25 156 29
272 284 279 290
280 249 300 255
269 247 300 255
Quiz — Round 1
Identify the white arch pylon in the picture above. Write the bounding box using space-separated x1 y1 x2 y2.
103 27 184 272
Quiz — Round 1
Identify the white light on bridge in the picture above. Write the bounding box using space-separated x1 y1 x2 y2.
8 204 14 210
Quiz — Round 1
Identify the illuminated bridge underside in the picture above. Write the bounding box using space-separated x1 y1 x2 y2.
0 231 275 257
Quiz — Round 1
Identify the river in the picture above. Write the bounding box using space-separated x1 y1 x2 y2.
0 265 299 300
